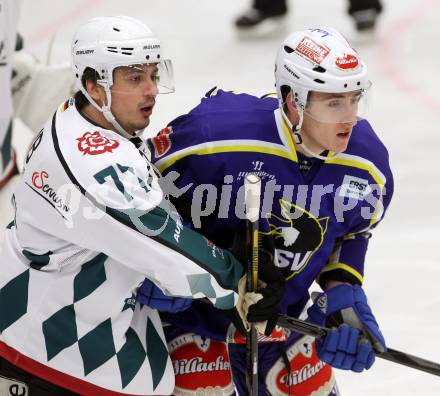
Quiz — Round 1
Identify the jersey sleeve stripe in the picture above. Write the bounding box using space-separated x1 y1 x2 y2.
319 262 364 284
155 140 294 172
324 153 386 188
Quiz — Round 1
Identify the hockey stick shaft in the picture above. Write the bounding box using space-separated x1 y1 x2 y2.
277 314 440 376
244 174 262 395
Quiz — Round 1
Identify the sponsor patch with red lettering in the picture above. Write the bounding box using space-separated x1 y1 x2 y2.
266 335 335 396
151 126 173 158
335 53 359 70
227 324 287 344
29 170 70 215
168 333 234 396
295 37 330 65
77 131 119 155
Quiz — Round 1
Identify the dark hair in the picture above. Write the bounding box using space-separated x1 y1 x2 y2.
280 85 312 111
280 85 291 112
73 67 100 110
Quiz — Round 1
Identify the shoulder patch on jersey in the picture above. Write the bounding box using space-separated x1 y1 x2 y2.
60 98 74 112
151 126 173 158
339 175 371 200
77 130 120 156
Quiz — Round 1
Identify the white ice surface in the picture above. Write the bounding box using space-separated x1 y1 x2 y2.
1 0 440 394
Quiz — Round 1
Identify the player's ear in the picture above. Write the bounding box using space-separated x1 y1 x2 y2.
85 79 105 106
285 91 299 122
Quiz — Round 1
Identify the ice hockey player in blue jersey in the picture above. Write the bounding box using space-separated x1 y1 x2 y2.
145 27 393 395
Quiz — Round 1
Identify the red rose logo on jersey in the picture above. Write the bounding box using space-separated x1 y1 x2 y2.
266 335 335 395
151 126 173 157
336 54 359 70
168 333 234 396
77 131 119 155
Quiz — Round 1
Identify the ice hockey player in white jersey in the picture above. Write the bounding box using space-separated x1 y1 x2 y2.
0 16 285 396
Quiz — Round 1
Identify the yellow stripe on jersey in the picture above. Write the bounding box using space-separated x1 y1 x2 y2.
324 154 386 188
280 115 298 162
208 88 240 97
156 142 294 173
319 262 364 285
325 153 386 227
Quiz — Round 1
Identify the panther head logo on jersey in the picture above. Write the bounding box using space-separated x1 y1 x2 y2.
263 199 329 280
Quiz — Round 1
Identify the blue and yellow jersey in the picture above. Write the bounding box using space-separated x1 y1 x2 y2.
147 88 393 319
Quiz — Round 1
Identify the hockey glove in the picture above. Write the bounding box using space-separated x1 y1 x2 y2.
228 231 285 336
307 284 386 372
229 272 284 337
137 278 193 313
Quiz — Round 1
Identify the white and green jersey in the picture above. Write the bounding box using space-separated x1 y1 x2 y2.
0 99 242 395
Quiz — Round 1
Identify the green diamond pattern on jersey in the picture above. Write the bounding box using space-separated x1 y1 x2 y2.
43 253 108 361
212 292 236 309
187 272 237 308
116 327 146 388
43 304 78 360
22 249 52 270
78 319 116 376
187 273 216 298
39 252 168 389
1 120 12 170
73 253 107 302
146 318 168 390
0 269 30 333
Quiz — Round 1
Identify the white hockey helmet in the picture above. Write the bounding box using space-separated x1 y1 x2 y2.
72 15 173 92
71 16 174 138
275 27 369 110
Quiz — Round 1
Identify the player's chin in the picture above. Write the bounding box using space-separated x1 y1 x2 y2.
331 139 350 153
136 117 151 130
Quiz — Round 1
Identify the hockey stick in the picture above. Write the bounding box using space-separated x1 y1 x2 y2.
244 174 262 395
277 314 440 376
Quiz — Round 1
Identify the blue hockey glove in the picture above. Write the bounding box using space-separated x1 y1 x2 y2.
307 284 386 372
137 278 192 313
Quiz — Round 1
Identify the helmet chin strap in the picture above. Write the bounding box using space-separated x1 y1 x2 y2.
101 85 145 139
280 104 338 161
79 85 145 140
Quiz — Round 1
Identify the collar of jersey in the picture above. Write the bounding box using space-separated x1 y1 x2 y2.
274 108 298 163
